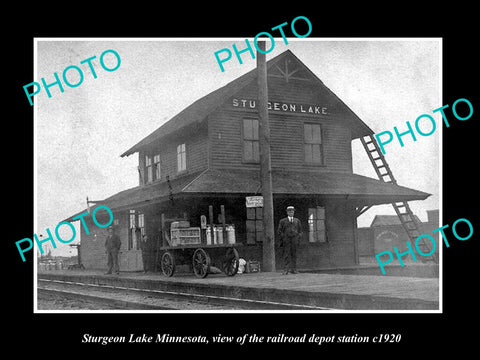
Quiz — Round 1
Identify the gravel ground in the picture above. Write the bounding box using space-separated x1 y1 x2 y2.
37 280 246 310
37 292 120 310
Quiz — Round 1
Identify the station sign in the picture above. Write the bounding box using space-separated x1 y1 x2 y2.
232 98 328 115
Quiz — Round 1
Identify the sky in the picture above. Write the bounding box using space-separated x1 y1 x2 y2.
34 38 441 257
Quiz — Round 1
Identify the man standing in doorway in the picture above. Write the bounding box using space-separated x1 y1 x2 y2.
277 206 303 275
105 226 121 275
140 234 149 273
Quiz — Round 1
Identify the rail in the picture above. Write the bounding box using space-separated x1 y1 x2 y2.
37 278 336 311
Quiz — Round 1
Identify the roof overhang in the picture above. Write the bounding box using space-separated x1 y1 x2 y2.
63 169 429 222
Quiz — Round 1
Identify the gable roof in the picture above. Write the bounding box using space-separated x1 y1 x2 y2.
120 49 373 157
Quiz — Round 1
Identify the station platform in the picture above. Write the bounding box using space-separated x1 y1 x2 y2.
37 269 440 311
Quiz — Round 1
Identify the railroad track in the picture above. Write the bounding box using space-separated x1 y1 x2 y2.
37 278 335 311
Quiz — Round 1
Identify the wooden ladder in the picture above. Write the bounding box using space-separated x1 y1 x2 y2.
360 134 437 262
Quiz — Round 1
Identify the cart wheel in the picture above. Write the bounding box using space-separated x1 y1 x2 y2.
161 251 176 277
192 248 210 278
222 247 239 276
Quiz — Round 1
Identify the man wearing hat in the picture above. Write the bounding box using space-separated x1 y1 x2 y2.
277 206 303 275
105 226 121 275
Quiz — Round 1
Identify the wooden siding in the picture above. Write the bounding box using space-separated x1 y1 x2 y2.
208 76 353 173
79 210 143 270
80 198 357 271
79 215 109 270
80 209 156 271
232 198 356 269
325 201 356 267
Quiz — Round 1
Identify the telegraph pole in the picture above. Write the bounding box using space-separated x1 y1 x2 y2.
257 41 275 272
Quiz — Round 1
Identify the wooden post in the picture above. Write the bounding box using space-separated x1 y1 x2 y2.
257 41 275 272
221 205 227 244
200 215 207 245
161 213 166 247
352 204 360 265
209 205 214 245
156 213 166 272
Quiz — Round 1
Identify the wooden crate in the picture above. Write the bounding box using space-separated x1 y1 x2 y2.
170 227 201 246
245 260 261 273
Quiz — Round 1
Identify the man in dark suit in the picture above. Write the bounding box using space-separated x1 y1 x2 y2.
105 226 121 275
140 234 149 273
277 206 303 275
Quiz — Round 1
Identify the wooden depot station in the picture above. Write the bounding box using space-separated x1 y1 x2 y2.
64 50 429 276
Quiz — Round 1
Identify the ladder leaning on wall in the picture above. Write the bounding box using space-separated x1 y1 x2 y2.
358 134 438 263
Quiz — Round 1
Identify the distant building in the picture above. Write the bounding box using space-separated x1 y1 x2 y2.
358 209 439 263
37 236 53 259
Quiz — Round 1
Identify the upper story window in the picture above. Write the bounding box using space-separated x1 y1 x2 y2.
145 153 161 183
304 123 323 164
243 118 259 163
153 154 161 180
177 143 186 172
145 155 153 183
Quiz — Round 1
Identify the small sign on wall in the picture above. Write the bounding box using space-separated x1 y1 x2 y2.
246 196 264 208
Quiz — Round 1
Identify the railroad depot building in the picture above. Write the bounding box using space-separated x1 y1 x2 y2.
65 49 429 272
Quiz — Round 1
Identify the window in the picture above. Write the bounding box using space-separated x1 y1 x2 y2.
128 210 145 250
177 143 186 172
243 118 259 163
308 206 326 243
145 156 153 183
145 154 161 183
128 210 137 250
246 207 263 243
304 123 323 164
153 154 161 180
138 213 145 240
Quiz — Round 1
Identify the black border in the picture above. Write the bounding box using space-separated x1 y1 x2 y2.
7 7 478 355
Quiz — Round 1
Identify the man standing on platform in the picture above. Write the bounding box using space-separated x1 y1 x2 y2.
105 226 121 275
277 206 303 275
140 234 149 273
